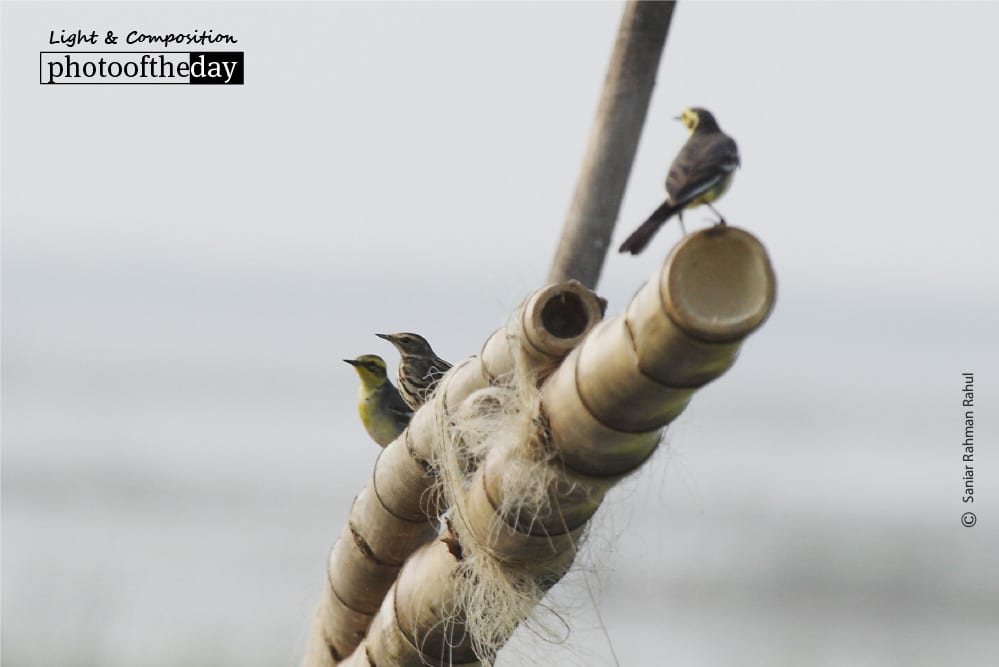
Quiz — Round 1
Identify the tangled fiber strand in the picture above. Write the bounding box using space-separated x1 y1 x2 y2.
426 332 584 664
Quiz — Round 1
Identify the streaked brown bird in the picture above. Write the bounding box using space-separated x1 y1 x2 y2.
376 332 452 410
619 107 740 255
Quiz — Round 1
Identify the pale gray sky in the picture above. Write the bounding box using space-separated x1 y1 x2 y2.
6 2 999 290
3 2 998 666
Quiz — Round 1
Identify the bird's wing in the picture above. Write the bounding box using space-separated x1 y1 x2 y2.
386 387 415 423
428 357 452 377
666 134 740 207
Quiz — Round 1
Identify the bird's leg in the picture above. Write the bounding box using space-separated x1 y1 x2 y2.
706 203 727 226
678 211 688 236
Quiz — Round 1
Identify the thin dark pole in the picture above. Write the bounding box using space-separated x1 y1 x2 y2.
547 0 676 289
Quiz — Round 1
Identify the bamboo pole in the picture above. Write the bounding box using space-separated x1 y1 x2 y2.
302 282 605 665
344 227 776 665
543 227 775 475
547 0 676 288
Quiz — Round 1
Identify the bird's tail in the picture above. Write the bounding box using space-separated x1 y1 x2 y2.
617 200 676 255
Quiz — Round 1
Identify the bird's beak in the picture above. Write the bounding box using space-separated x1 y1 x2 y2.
672 114 683 121
375 333 393 342
343 358 360 367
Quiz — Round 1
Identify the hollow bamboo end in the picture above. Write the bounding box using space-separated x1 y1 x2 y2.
522 280 605 359
661 226 776 342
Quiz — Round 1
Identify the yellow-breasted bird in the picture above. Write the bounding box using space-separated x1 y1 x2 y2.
344 354 413 447
376 332 452 410
619 107 740 255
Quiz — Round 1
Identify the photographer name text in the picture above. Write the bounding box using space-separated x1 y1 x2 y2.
961 372 975 505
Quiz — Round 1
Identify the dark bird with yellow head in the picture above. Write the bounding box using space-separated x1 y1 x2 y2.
344 354 413 447
619 107 740 255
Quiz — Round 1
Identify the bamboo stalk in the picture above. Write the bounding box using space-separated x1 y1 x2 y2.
302 282 605 665
548 0 676 288
544 227 776 476
373 540 480 667
443 280 605 413
345 227 775 664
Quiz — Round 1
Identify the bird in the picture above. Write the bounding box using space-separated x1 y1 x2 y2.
343 354 413 447
619 107 740 255
376 332 452 410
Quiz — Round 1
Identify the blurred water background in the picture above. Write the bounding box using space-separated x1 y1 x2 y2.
4 2 999 665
